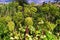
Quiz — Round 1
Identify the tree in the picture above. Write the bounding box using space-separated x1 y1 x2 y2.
15 0 28 6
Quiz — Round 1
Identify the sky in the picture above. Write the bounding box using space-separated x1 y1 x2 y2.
0 0 12 4
0 0 59 4
27 0 55 4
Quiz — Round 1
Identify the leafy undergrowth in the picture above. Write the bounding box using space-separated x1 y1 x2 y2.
0 2 60 40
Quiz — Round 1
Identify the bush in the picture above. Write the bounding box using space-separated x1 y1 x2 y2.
0 2 59 40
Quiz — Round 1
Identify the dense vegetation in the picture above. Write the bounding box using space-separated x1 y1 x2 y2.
0 2 60 40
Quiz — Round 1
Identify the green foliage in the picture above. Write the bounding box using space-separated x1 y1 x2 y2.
0 17 8 36
30 7 37 12
5 16 12 22
49 5 59 16
7 21 15 32
13 12 23 23
25 17 33 26
24 5 37 17
24 7 30 13
40 6 49 13
28 26 35 34
46 21 57 31
45 31 58 40
0 22 6 35
56 19 60 24
0 2 59 40
17 6 22 11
